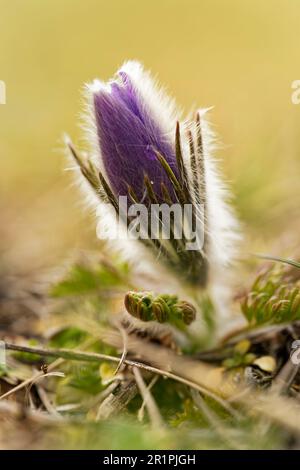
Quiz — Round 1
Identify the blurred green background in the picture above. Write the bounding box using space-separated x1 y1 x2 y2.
1 0 299 271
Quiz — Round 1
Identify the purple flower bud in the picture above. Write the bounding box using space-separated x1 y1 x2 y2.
69 61 239 288
90 62 180 202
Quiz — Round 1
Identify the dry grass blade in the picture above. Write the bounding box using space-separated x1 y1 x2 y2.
0 358 64 401
133 367 164 428
24 371 65 406
36 385 62 418
113 324 128 375
138 375 159 422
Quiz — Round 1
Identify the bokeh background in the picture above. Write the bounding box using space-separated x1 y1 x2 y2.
1 0 300 274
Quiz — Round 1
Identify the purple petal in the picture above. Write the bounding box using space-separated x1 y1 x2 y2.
93 73 179 202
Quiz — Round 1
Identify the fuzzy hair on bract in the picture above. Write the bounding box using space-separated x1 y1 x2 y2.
67 60 241 331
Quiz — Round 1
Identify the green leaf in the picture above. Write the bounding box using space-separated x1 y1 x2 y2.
49 327 88 349
241 266 300 327
50 260 130 297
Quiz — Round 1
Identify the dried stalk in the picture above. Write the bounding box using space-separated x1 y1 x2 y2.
133 367 164 428
96 379 137 421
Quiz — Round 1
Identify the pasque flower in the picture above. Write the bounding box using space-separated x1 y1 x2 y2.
67 61 238 287
91 65 180 203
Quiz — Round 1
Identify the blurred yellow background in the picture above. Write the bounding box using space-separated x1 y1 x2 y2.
1 0 299 271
